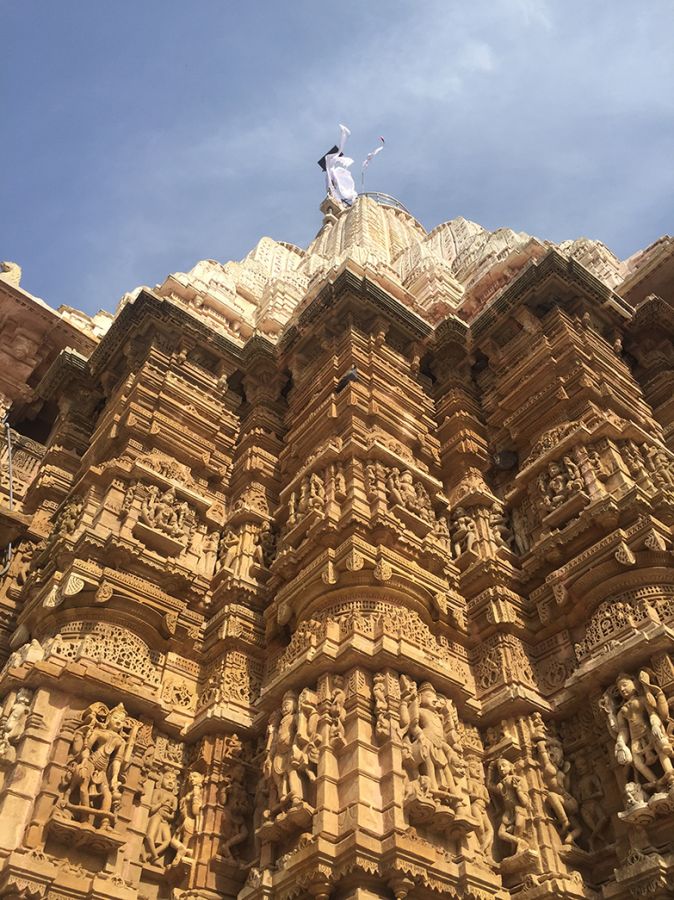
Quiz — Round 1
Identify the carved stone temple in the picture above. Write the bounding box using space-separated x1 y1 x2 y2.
1 194 674 900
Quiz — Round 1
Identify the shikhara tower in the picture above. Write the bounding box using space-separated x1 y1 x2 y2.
1 194 674 900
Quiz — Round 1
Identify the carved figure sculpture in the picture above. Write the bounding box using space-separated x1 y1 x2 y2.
298 473 325 515
467 755 493 855
386 467 434 523
140 485 191 539
144 769 187 864
253 522 276 568
487 758 531 856
58 496 84 537
531 715 582 846
450 507 477 558
328 675 347 749
173 771 204 864
219 528 241 571
600 669 674 807
61 702 138 827
373 673 390 742
140 485 160 527
539 457 584 512
0 688 32 764
562 456 583 492
574 753 610 850
221 763 250 860
263 689 321 814
155 487 182 537
432 515 451 548
399 678 464 797
489 508 513 551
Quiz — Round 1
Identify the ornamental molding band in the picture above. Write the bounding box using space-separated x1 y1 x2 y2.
1 194 674 899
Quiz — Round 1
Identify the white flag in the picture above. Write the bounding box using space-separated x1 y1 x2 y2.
325 124 358 206
361 137 385 187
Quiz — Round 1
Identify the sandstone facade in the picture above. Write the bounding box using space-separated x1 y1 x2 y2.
1 195 674 899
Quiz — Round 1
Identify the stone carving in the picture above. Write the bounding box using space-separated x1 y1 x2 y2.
172 771 204 864
55 496 84 539
136 451 198 490
144 768 188 865
221 763 250 860
537 456 584 513
328 675 347 749
140 484 195 540
6 192 673 900
450 506 477 558
487 758 533 858
233 481 269 516
531 714 581 846
573 753 611 850
600 669 674 814
57 702 140 828
262 688 321 821
466 755 493 855
399 677 467 823
288 472 326 526
373 673 392 743
45 621 162 687
218 527 242 571
253 521 276 568
0 688 32 765
386 467 434 523
489 507 513 551
277 602 470 684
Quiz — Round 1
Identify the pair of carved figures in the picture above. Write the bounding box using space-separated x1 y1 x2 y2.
218 521 276 577
262 688 321 816
386 467 434 524
145 769 204 866
140 484 192 539
289 472 325 524
538 456 583 512
59 702 139 828
601 669 674 810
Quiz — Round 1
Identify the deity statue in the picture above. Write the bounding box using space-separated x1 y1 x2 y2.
489 508 513 550
0 688 32 764
574 753 611 850
328 675 347 749
399 678 465 798
387 467 415 509
298 473 325 516
539 457 584 512
432 515 451 549
140 485 160 528
600 669 674 807
487 758 531 857
155 487 183 537
61 702 138 828
531 715 582 846
173 771 204 864
466 755 493 855
253 522 276 569
373 673 390 743
58 496 83 536
262 689 321 814
221 763 250 860
219 528 241 571
144 769 187 864
450 507 477 558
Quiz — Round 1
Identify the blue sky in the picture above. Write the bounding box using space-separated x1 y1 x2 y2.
3 1 673 316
